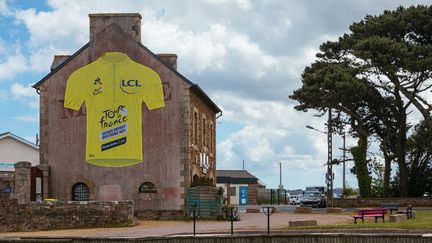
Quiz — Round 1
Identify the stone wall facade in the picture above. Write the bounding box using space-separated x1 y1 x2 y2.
333 197 432 208
33 13 220 216
189 91 217 185
0 199 135 232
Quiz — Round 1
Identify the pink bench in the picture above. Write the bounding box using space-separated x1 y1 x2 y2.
353 208 387 224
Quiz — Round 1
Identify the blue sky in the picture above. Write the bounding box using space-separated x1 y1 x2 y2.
0 0 431 190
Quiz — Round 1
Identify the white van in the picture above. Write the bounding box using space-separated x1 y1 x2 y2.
289 194 301 205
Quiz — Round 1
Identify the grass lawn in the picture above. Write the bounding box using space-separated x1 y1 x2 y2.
291 211 432 230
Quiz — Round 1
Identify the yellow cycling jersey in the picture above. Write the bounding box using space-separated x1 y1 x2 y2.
64 52 165 167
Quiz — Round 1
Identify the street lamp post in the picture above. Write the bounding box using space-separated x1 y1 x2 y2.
279 162 283 190
305 108 333 208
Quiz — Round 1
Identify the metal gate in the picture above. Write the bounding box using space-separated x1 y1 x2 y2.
187 186 222 218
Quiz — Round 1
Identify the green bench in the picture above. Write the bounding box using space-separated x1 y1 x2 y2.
380 202 399 214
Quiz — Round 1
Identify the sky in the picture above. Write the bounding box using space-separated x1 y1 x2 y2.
0 0 431 190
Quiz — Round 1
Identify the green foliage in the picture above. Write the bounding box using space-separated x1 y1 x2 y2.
190 177 214 187
342 184 358 197
351 136 371 198
405 121 432 197
216 205 241 221
369 158 385 198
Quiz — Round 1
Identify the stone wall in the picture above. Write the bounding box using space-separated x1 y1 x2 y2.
135 209 185 220
333 197 432 208
0 200 135 232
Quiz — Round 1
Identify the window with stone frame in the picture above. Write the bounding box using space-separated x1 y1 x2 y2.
209 122 213 153
139 182 157 193
72 182 90 201
202 115 206 146
193 110 198 145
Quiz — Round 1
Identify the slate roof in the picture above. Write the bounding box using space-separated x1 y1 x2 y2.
216 170 258 184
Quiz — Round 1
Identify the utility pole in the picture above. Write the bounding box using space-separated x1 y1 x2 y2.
279 162 282 189
242 160 244 170
342 132 346 191
327 108 333 208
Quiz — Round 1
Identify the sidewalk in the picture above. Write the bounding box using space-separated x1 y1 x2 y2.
0 212 352 238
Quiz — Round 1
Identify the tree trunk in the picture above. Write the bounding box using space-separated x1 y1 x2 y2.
382 146 392 197
351 133 371 198
395 91 409 197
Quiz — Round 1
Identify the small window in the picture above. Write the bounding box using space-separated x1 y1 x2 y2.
210 123 213 152
202 116 206 146
72 182 90 201
228 187 236 196
139 182 157 193
193 111 198 145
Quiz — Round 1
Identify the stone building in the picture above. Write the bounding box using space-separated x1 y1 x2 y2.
216 170 259 205
32 13 221 215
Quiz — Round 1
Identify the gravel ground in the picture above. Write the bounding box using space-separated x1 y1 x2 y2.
0 212 352 238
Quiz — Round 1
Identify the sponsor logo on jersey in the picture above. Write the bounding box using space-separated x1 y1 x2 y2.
120 79 141 94
93 77 103 95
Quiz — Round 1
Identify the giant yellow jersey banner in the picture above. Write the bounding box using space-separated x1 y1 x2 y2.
64 52 165 167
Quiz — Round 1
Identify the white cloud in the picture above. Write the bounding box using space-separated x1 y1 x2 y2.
14 115 39 123
0 0 12 16
0 52 28 81
9 83 38 108
204 0 252 10
10 83 35 97
142 20 282 79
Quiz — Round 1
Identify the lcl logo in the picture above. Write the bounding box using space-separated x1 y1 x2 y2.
120 79 141 94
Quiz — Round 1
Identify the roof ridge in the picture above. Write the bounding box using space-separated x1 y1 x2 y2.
0 132 39 149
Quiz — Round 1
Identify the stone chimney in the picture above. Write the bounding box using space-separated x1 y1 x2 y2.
50 55 70 71
157 54 178 70
89 13 142 43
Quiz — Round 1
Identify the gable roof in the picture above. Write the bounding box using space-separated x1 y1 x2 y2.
32 42 221 114
216 170 258 184
0 132 39 150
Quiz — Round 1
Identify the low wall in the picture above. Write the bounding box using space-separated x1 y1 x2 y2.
135 209 185 220
0 199 135 232
334 197 432 208
2 234 432 242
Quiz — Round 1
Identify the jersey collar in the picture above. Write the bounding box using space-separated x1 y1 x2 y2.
98 52 130 66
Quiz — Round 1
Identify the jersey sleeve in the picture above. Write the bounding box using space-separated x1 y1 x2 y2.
64 69 86 110
142 70 165 110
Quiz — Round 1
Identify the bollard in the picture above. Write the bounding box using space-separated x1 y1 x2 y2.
261 206 275 235
229 206 236 235
190 204 200 236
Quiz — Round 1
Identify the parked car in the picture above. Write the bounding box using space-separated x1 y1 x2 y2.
289 194 302 205
300 191 326 208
